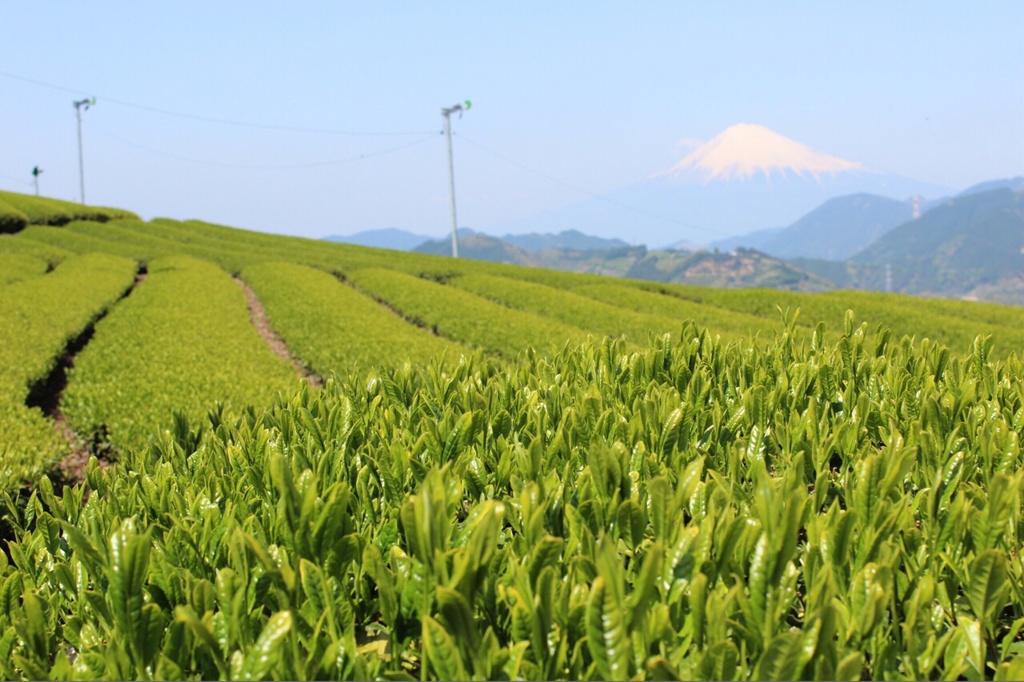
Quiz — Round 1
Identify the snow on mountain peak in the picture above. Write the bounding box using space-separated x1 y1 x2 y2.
662 123 863 182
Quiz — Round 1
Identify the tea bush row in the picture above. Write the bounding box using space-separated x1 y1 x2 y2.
447 272 683 347
0 189 137 231
60 256 302 453
345 267 591 358
0 254 48 288
240 262 463 377
0 253 138 486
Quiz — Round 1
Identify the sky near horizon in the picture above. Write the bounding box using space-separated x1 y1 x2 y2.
1 2 1022 242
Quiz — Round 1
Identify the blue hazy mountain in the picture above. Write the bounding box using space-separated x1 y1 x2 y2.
792 186 1024 303
852 187 1023 276
708 226 785 252
324 227 628 253
323 227 431 251
732 193 915 260
957 176 1024 197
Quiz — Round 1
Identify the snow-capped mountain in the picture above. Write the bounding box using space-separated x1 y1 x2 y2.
661 123 863 182
490 124 953 248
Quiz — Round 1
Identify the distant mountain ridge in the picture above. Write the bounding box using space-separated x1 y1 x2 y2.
501 229 630 251
325 173 1023 305
957 176 1024 197
326 227 629 253
414 230 524 262
708 226 785 253
851 187 1024 297
323 228 430 250
412 230 829 291
793 185 1024 303
731 193 915 261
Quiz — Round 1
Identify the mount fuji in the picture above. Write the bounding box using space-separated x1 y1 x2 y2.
490 124 953 249
660 123 864 182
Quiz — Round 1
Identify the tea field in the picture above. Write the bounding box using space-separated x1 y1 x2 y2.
1 189 1023 679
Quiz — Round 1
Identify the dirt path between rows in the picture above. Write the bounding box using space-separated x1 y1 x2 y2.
334 271 443 337
33 268 148 486
234 277 323 388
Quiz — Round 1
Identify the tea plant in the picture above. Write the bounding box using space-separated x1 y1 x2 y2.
0 198 29 234
17 225 139 261
0 231 72 265
2 320 1022 679
68 220 272 274
634 278 1024 358
0 254 48 287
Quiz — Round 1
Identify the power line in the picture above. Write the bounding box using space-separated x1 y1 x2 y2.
0 69 434 137
91 126 439 170
0 171 33 187
456 134 724 237
4 67 726 239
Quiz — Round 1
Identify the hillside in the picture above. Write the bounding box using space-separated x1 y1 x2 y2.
2 188 1022 473
3 189 1024 679
0 188 138 232
501 229 630 251
744 193 913 260
788 188 1024 304
414 231 831 290
411 229 516 260
2 187 1023 480
850 187 1024 300
957 175 1024 197
624 247 833 291
328 182 1024 304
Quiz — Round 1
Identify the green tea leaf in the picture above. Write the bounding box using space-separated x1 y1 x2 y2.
968 549 1009 636
585 576 630 680
240 610 292 680
422 615 467 681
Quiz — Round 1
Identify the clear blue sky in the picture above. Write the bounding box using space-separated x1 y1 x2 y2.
2 2 1021 240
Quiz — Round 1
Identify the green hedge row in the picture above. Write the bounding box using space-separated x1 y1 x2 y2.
449 272 689 346
0 253 138 486
632 279 1024 358
0 197 29 234
569 282 771 340
61 256 302 452
241 262 463 377
0 190 138 229
0 231 73 266
346 267 590 358
0 254 48 288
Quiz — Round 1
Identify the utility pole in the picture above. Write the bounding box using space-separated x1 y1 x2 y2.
73 97 95 204
441 100 471 258
31 166 42 196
